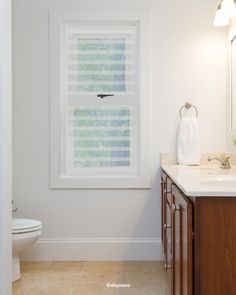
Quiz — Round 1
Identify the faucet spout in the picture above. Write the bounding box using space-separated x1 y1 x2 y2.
208 155 231 169
208 156 220 162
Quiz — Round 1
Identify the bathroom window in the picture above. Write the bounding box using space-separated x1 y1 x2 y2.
50 10 151 188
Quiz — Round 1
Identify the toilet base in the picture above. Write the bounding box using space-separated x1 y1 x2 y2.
12 255 21 282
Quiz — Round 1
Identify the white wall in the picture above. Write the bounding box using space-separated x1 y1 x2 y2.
0 0 12 292
13 0 227 260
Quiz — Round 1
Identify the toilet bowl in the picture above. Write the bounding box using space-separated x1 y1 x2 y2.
12 218 42 282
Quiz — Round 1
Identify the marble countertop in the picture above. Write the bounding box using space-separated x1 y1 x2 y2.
161 164 236 197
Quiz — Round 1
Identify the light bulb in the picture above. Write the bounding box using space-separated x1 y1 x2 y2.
221 0 236 18
213 6 230 26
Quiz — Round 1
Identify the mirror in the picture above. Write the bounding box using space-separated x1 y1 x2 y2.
230 34 236 134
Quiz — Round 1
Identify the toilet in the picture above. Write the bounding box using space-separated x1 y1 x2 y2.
12 218 42 282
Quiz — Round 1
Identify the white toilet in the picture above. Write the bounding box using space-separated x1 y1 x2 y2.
12 218 42 282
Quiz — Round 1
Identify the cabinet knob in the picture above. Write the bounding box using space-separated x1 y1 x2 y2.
164 224 171 229
164 263 171 269
172 204 180 211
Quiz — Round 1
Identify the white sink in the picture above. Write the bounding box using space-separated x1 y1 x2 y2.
201 175 236 187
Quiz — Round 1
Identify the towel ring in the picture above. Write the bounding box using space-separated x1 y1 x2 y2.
179 102 198 118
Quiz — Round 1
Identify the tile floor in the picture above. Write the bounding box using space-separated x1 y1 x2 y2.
13 261 169 295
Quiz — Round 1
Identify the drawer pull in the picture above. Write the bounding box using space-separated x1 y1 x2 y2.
172 204 180 211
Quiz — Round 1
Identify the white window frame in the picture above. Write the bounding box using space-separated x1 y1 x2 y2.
50 10 151 189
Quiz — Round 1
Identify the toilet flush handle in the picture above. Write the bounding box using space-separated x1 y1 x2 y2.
12 200 18 212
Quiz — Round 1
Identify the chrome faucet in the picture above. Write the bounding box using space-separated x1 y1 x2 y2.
208 155 231 169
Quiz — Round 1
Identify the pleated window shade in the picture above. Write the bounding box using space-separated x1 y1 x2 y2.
67 25 137 96
64 23 139 176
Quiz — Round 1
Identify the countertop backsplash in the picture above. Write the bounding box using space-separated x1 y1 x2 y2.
161 153 236 166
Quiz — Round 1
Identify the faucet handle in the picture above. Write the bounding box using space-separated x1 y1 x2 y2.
222 154 230 162
222 155 231 169
225 156 231 165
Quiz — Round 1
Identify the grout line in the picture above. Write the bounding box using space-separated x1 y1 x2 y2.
24 262 53 295
70 264 87 295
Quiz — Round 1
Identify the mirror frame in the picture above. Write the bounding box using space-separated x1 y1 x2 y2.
229 29 236 135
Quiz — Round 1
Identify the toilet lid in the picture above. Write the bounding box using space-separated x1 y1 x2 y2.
12 218 42 234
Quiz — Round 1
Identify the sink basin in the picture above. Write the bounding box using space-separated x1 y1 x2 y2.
201 175 236 187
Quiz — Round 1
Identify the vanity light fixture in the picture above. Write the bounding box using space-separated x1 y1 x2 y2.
214 5 230 26
221 0 236 17
213 0 236 26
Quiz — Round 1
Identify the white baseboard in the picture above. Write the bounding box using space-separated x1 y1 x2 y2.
20 238 164 261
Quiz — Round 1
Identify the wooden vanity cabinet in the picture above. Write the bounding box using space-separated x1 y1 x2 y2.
161 170 236 295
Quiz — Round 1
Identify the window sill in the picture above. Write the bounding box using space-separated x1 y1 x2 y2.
50 176 152 189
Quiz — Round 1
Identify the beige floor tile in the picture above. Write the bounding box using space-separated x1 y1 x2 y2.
119 261 160 282
13 261 166 295
118 276 162 294
13 279 36 295
159 262 171 295
72 280 118 295
26 276 78 295
128 262 160 270
72 263 122 295
20 262 52 279
83 261 124 274
48 261 86 272
78 268 121 290
118 262 163 295
38 262 85 281
12 263 51 295
20 262 52 271
119 261 160 273
118 284 163 295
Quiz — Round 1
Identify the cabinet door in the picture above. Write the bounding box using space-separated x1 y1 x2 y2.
160 172 166 246
161 172 173 295
165 200 173 295
161 172 172 259
161 172 167 262
172 184 193 295
166 177 173 271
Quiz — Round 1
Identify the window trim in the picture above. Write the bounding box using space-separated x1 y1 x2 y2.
50 10 151 189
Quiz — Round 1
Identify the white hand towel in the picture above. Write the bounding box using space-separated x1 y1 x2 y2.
177 117 200 165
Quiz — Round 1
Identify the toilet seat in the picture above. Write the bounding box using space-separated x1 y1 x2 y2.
12 218 42 234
